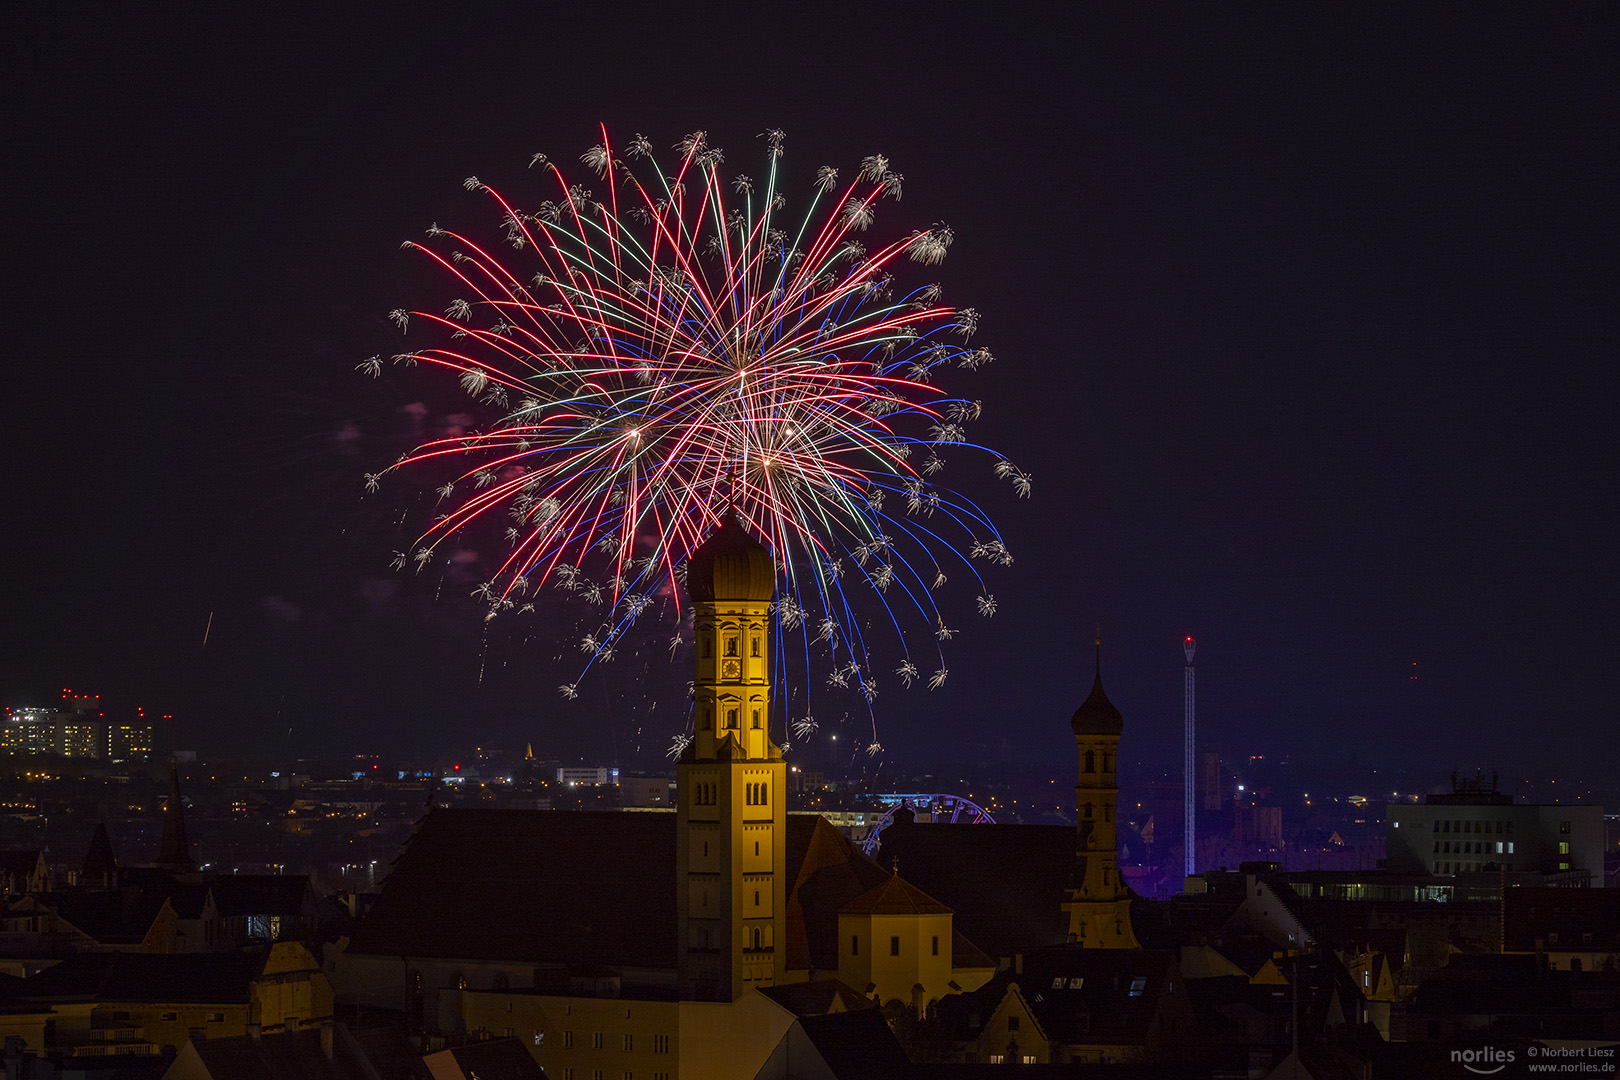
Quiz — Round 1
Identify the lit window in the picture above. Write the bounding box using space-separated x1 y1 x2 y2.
1128 976 1147 997
890 936 900 956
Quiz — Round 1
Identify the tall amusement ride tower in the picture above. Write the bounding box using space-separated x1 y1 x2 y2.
1183 635 1196 881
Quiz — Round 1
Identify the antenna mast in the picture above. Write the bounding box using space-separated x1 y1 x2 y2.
1183 635 1197 882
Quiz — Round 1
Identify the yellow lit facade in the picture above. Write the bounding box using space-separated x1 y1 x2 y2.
677 530 787 1001
1060 646 1139 948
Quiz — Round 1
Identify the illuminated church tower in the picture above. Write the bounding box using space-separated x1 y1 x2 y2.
676 514 788 1000
1060 639 1140 948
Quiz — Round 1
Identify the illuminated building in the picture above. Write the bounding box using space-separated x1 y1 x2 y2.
1385 774 1604 884
675 512 786 1001
1060 640 1140 948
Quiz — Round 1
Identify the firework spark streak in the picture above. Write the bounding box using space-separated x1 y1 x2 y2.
367 126 1027 741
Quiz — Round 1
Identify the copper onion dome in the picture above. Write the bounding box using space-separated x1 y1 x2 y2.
685 514 775 602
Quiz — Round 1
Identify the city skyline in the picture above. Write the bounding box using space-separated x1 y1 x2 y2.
4 5 1616 785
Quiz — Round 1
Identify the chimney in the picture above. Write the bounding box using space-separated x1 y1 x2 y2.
1014 954 1023 976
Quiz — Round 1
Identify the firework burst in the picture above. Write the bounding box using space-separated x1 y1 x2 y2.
368 126 1025 742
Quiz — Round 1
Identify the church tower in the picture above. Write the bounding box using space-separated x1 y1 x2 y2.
1060 640 1140 948
676 514 788 1000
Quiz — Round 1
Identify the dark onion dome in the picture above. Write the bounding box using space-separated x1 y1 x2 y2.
1070 655 1124 736
685 513 775 602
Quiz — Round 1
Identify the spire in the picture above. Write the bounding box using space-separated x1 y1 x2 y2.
156 756 196 872
1071 632 1123 735
81 821 117 888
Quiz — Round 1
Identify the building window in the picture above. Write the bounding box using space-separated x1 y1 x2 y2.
852 935 859 956
1559 841 1570 855
726 708 738 729
1083 803 1093 819
207 1012 224 1023
1128 976 1148 997
702 639 711 658
1083 751 1095 773
161 1012 178 1022
751 637 761 657
1560 821 1571 835
593 1032 604 1050
623 1034 633 1051
890 936 900 956
725 636 738 657
653 1035 670 1054
564 1032 574 1048
759 784 767 805
505 1027 515 1037
932 935 939 957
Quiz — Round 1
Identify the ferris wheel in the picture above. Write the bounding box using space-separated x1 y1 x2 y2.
860 793 997 857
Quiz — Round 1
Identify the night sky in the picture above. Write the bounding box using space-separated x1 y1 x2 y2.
5 5 1616 789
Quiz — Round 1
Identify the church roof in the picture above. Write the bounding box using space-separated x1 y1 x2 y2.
348 809 677 968
1070 645 1124 736
685 513 774 602
840 872 952 916
874 821 1076 959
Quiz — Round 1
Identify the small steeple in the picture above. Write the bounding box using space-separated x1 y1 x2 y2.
1071 633 1124 735
81 821 118 889
156 756 196 872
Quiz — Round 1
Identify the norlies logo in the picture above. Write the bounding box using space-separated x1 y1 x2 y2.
1452 1047 1516 1075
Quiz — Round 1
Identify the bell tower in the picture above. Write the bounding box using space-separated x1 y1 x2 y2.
1060 638 1140 948
676 514 787 1000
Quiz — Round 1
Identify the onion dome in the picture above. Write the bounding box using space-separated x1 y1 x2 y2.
1070 643 1124 736
685 514 775 602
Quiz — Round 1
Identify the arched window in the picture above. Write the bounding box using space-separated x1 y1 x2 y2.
726 708 738 729
1103 753 1113 773
752 709 761 729
725 636 738 657
1083 751 1095 773
1083 802 1093 819
759 784 767 806
751 637 761 657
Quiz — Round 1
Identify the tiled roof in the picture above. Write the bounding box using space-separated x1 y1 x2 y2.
840 873 951 916
760 978 875 1016
794 1008 911 1079
0 850 42 876
180 1029 372 1080
785 816 893 972
874 821 1075 959
17 950 260 1004
348 809 677 968
424 1037 546 1079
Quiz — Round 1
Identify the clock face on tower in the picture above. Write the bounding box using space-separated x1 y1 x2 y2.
722 659 741 680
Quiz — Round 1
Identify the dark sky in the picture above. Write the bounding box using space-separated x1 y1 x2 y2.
4 4 1616 789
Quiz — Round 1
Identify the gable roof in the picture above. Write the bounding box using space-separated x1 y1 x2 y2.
422 1037 545 1080
19 951 260 1004
169 1029 371 1080
348 808 677 968
212 875 313 918
942 947 1180 1049
760 978 875 1017
874 821 1075 959
0 850 43 877
345 808 994 980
